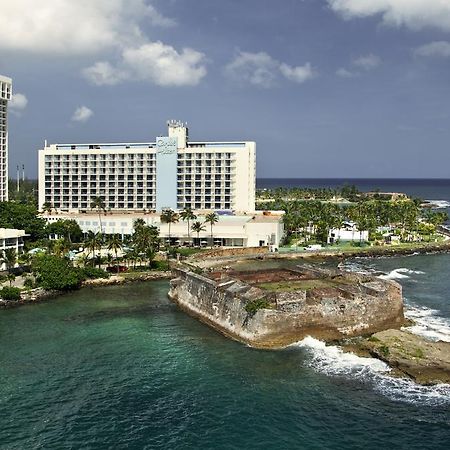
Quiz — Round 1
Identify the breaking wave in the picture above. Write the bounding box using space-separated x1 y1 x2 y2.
403 303 450 343
378 268 425 280
295 337 450 406
425 200 450 209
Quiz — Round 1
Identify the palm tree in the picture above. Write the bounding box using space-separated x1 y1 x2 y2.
205 212 219 248
160 209 179 246
107 234 123 273
85 231 102 267
133 218 146 234
1 249 17 286
42 202 53 215
180 207 197 240
90 196 106 234
191 221 206 247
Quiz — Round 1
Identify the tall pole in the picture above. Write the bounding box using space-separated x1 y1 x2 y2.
22 164 25 182
16 165 19 192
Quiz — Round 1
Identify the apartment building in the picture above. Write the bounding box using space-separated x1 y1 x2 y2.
0 228 26 270
39 121 256 213
0 75 12 201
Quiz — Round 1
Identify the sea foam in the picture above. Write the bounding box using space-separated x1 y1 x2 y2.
295 337 450 406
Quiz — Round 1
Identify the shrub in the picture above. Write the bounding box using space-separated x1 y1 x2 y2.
0 286 22 301
150 260 169 271
80 266 110 280
32 254 84 291
23 277 35 289
245 298 271 315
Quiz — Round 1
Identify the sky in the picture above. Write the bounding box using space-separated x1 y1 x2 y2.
1 0 450 179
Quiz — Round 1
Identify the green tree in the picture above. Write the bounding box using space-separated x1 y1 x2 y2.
90 196 106 234
46 219 83 243
107 234 123 273
191 221 206 246
42 201 53 215
205 212 219 248
180 207 197 239
32 254 83 291
0 202 46 240
1 248 17 285
160 209 179 245
85 231 102 267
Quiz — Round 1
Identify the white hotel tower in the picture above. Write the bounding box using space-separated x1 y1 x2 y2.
0 75 12 201
39 121 256 213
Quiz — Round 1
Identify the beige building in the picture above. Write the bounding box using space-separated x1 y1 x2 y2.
43 211 284 248
0 228 26 270
39 120 256 213
0 75 12 201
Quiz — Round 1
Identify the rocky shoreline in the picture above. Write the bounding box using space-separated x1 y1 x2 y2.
0 271 172 309
341 330 450 385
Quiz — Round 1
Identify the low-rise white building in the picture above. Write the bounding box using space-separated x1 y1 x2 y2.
0 228 26 270
328 222 369 244
43 211 284 248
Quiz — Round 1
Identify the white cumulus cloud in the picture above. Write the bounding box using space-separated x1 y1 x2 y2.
225 51 316 88
9 93 28 113
83 42 207 87
82 61 127 86
327 0 450 32
72 106 93 123
279 63 316 84
414 41 450 58
352 54 381 70
0 0 175 55
225 51 279 88
336 67 356 78
122 42 207 87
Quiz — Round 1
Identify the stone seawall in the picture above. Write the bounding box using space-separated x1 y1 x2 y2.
168 267 404 349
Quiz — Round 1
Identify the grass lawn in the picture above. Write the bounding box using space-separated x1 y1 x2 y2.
257 278 337 292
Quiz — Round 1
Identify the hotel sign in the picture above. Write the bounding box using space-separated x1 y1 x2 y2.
156 137 178 154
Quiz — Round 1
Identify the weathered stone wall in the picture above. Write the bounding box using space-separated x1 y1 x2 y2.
192 246 269 260
168 268 404 349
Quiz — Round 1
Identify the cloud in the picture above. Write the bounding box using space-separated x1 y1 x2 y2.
336 67 356 78
9 93 28 114
225 51 316 88
71 106 93 123
82 61 127 86
225 51 279 88
327 0 450 32
414 41 450 58
122 42 207 86
352 54 381 70
83 42 207 87
0 0 175 55
279 63 316 84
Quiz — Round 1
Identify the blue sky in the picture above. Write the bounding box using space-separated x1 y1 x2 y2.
1 0 450 178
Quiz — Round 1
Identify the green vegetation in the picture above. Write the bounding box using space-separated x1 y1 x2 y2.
378 345 390 358
245 298 271 315
32 254 84 291
258 279 336 292
0 202 46 240
257 186 448 247
0 286 21 301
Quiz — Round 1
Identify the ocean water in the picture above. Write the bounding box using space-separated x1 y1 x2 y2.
1 263 450 449
1 178 450 449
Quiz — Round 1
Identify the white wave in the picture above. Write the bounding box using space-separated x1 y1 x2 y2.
295 336 450 406
404 304 450 343
425 200 450 209
378 268 425 280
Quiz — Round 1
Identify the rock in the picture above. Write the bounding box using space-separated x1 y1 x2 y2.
360 329 450 385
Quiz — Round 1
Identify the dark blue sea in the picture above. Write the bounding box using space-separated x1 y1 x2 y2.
1 179 450 449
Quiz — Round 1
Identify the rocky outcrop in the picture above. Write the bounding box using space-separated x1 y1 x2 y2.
168 266 404 348
358 329 450 385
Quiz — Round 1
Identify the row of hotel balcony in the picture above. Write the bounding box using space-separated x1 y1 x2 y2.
45 154 155 161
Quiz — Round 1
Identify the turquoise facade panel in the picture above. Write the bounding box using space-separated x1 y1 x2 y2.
155 136 178 211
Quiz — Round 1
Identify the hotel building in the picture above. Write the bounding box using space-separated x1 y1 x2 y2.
0 75 12 201
39 121 256 213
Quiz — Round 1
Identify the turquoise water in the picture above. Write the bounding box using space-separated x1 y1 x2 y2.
1 267 450 449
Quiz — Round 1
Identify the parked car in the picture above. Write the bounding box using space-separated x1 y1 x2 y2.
304 244 322 251
106 265 128 273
